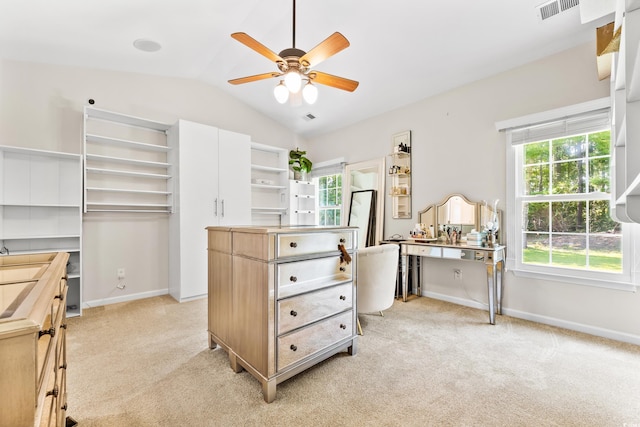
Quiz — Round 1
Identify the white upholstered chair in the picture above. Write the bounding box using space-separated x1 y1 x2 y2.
356 243 400 335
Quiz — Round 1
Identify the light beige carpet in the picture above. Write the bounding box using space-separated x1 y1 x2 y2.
66 295 640 426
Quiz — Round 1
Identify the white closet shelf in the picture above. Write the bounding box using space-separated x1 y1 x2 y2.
86 202 172 208
85 107 171 132
1 235 81 240
0 145 79 159
293 194 315 199
628 44 640 102
85 153 170 168
85 167 171 179
252 207 288 213
251 183 287 189
293 210 314 214
251 164 288 173
85 187 172 195
85 134 170 152
0 248 81 256
0 203 81 208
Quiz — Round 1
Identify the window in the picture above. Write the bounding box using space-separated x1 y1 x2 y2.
499 99 634 290
317 173 342 226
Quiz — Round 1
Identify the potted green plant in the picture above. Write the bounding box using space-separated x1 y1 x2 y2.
289 148 312 181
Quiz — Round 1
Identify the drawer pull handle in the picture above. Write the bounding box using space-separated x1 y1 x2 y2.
290 310 298 317
339 295 346 300
339 266 346 272
61 403 68 411
340 324 347 330
290 344 297 352
60 363 67 370
290 276 298 283
290 242 298 248
61 323 67 329
39 327 55 339
46 386 59 398
340 238 346 243
55 293 64 301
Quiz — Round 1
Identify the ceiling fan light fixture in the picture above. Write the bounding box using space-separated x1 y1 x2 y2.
274 81 289 104
302 81 318 104
284 70 302 93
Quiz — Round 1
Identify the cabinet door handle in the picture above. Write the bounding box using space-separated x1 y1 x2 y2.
214 198 218 217
46 386 59 398
290 344 297 352
290 310 297 317
339 267 346 272
289 276 297 283
221 199 225 217
39 327 55 339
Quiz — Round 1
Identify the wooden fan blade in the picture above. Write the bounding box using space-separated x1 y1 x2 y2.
231 32 284 63
309 71 359 92
228 72 281 85
300 32 350 67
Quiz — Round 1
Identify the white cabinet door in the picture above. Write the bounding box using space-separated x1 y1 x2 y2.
169 120 219 301
218 129 251 225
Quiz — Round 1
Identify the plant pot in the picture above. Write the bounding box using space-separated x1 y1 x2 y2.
293 171 307 181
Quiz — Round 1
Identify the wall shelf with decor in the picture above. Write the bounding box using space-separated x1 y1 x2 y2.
289 179 318 225
83 106 173 213
388 130 412 219
250 142 289 225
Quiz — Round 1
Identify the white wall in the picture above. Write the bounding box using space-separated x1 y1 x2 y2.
0 58 299 305
306 41 640 344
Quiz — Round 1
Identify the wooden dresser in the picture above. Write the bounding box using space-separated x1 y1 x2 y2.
0 252 76 427
207 225 358 402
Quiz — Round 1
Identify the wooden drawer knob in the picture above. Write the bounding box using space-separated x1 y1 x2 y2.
290 344 297 352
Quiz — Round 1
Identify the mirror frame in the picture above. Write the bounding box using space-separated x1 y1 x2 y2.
418 193 503 243
348 190 377 248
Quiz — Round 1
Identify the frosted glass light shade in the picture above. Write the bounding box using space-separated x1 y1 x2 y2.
274 82 289 104
284 71 302 93
302 82 318 104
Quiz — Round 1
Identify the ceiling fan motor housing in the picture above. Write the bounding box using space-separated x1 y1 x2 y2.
278 48 309 73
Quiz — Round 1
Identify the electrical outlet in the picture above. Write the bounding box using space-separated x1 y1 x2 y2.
453 269 462 280
117 268 125 279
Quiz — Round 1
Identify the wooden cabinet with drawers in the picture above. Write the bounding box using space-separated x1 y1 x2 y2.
0 252 75 427
207 225 358 403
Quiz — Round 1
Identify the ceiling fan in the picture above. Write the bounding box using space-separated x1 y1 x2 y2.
228 0 359 104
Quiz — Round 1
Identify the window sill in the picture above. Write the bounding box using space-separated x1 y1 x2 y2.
511 267 637 292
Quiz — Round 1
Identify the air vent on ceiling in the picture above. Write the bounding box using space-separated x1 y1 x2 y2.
303 113 316 121
537 0 580 20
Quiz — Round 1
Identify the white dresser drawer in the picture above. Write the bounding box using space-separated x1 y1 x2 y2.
278 283 353 334
405 245 441 257
277 231 353 258
277 311 353 371
277 256 352 298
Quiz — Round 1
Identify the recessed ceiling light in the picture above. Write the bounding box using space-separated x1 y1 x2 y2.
133 38 162 52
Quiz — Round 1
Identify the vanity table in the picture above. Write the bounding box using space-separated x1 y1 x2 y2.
398 194 506 325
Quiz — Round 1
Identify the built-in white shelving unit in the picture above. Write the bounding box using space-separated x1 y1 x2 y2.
388 131 412 219
83 107 173 213
250 142 289 225
289 179 318 225
610 1 640 223
0 145 83 317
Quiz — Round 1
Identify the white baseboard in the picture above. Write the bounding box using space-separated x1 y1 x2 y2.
423 291 640 346
83 289 169 310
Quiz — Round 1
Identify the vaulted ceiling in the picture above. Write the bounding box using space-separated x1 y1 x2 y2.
0 0 614 137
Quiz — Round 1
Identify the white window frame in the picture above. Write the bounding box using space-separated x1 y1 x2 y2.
310 158 346 227
497 98 636 292
315 173 343 226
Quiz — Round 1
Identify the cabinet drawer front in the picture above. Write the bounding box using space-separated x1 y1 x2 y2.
278 256 352 298
405 245 441 257
278 283 353 334
277 311 353 371
277 231 353 258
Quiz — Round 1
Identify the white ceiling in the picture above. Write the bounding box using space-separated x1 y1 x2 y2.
0 0 614 138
